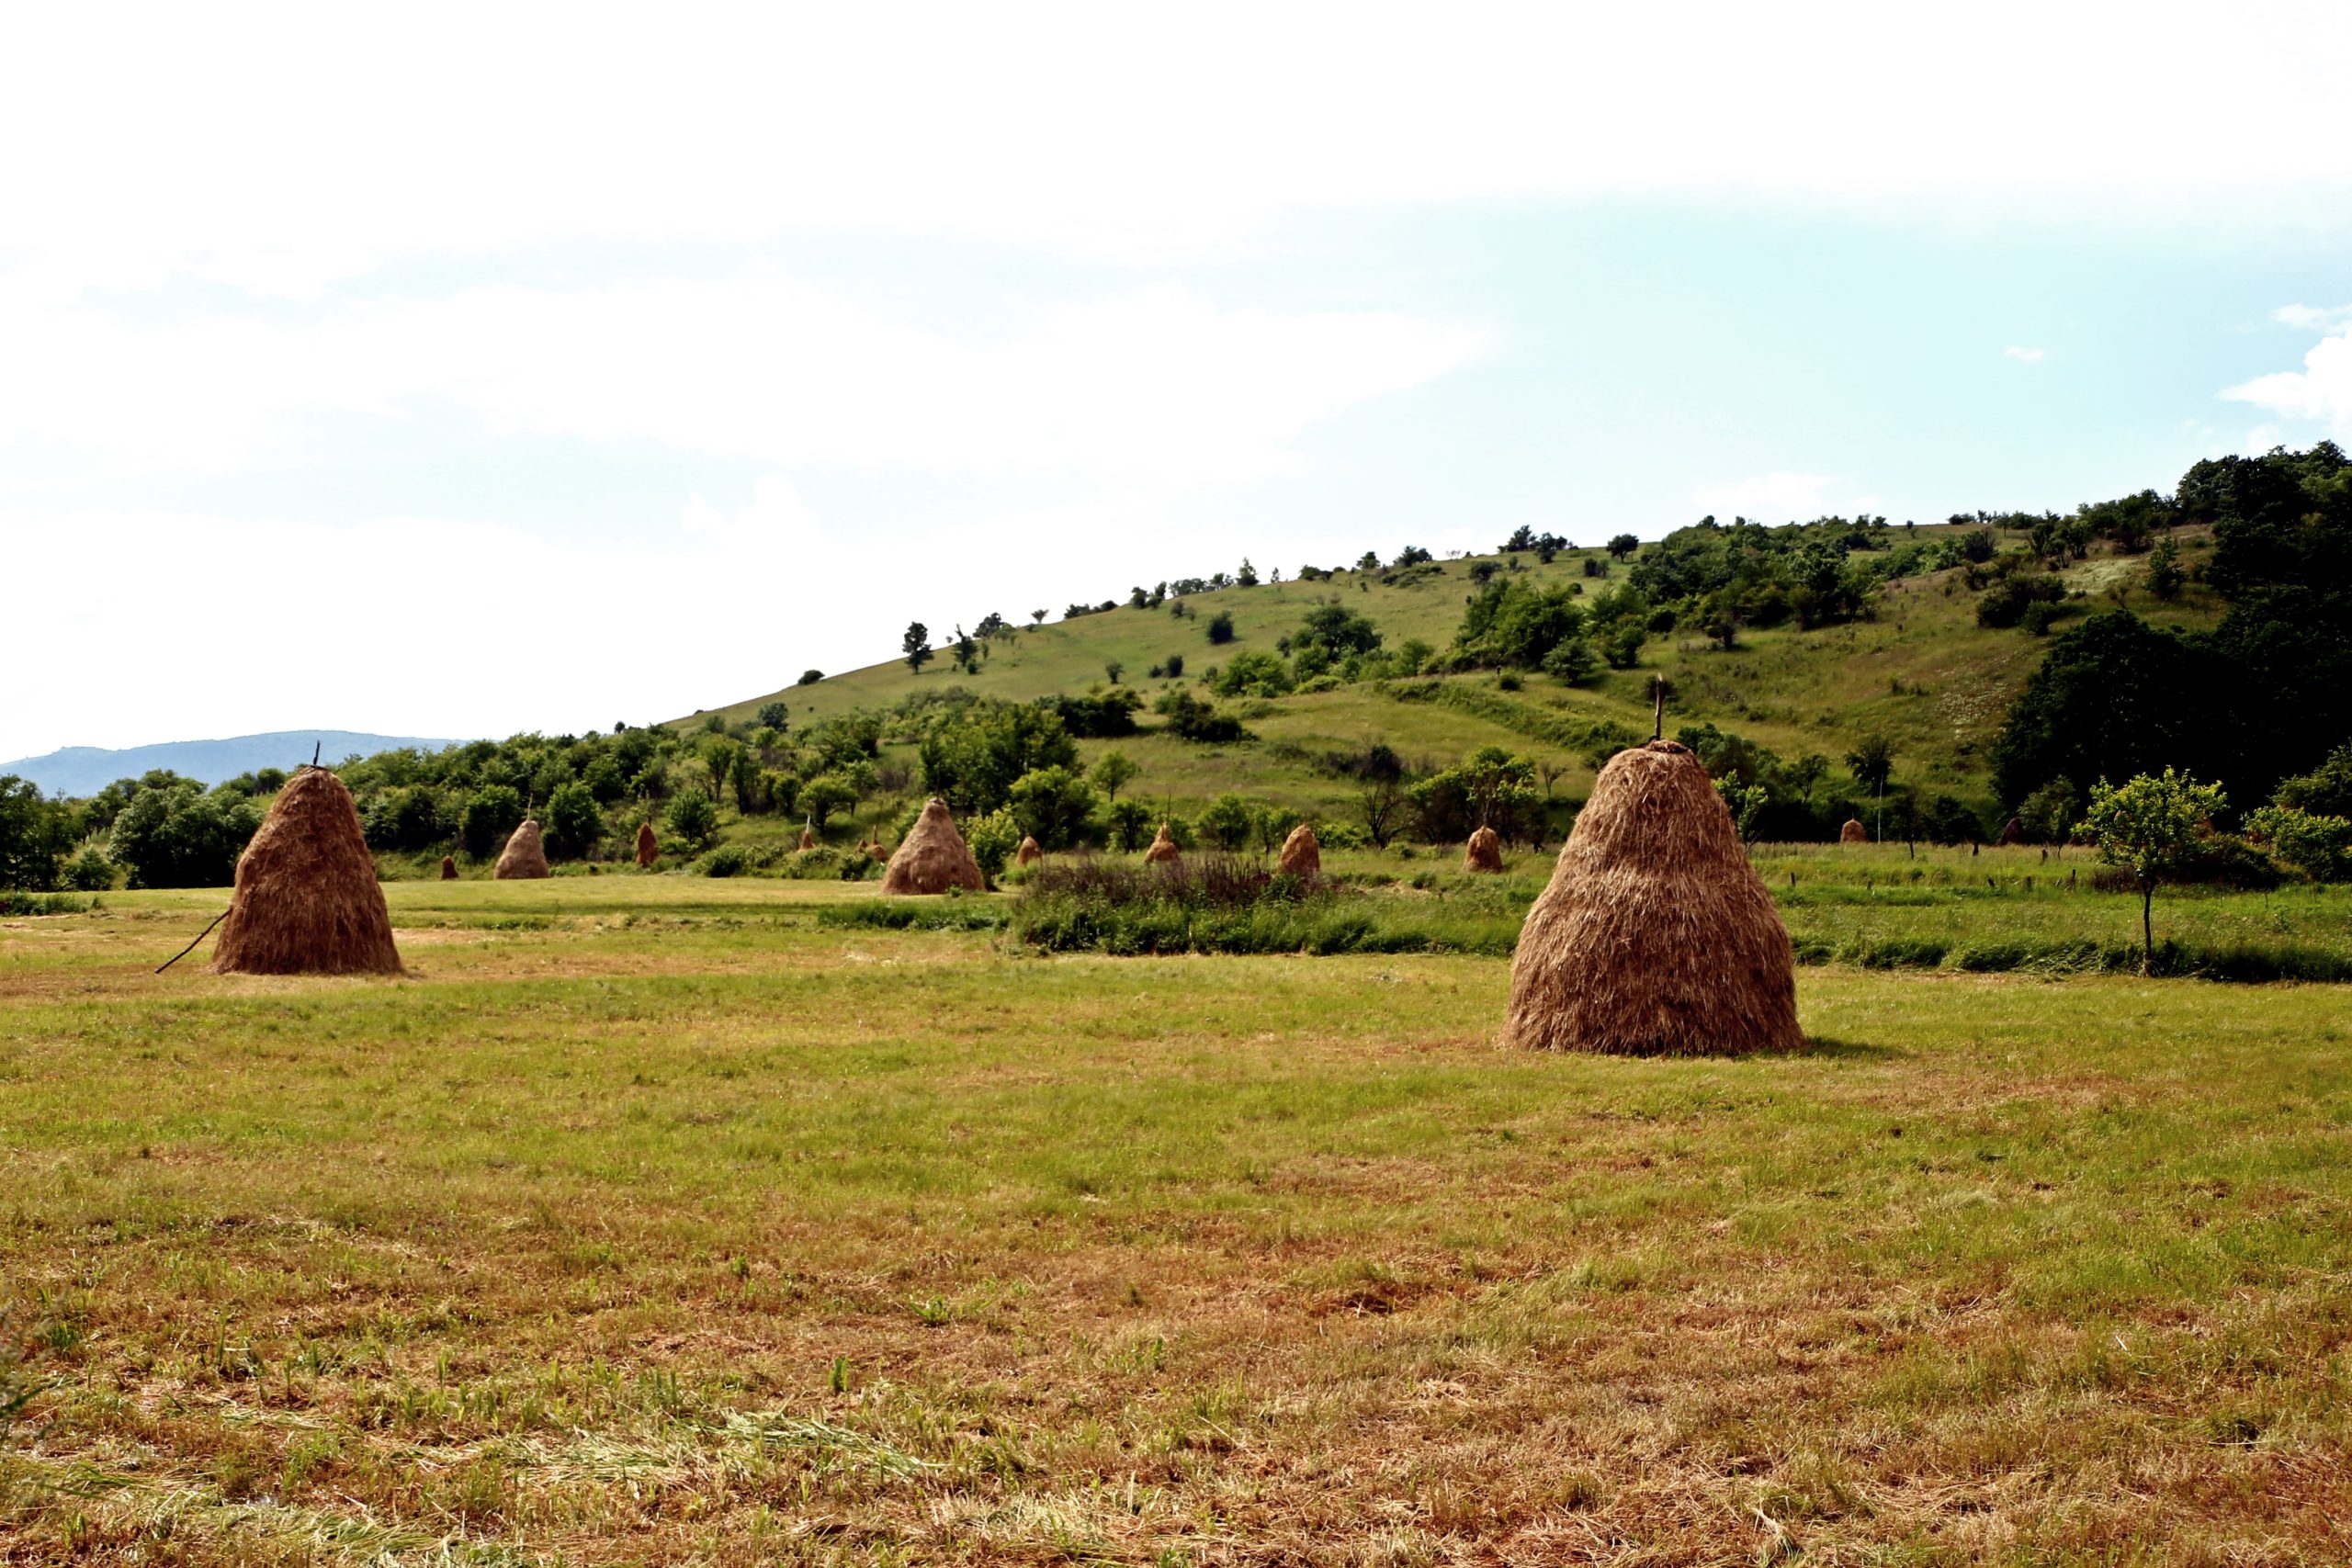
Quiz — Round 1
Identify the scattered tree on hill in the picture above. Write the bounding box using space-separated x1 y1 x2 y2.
1199 793 1256 851
1090 751 1139 803
1031 609 1047 626
665 789 720 849
903 622 933 673
797 670 824 685
756 702 789 730
1104 660 1124 684
2081 769 2228 972
1236 558 1259 587
1107 798 1154 851
1006 765 1100 850
1607 534 1639 559
2146 536 2185 601
1205 611 1236 645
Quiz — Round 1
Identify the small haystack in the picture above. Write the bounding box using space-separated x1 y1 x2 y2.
439 854 458 881
212 766 401 976
1278 821 1321 879
494 818 550 880
1464 825 1504 873
1016 835 1045 866
1839 818 1869 844
1502 739 1800 1056
881 798 988 895
1996 815 2025 846
1144 823 1182 864
798 825 818 852
635 821 658 868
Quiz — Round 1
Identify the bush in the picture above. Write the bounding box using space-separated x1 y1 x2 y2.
701 844 751 877
963 807 1023 876
1155 689 1247 743
1163 653 1185 679
797 670 824 685
1205 611 1236 645
1210 650 1294 698
63 848 114 891
1107 799 1154 851
459 785 526 858
543 780 604 860
1199 794 1257 851
665 790 720 849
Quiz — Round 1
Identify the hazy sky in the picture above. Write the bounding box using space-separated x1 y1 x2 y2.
5 3 2350 760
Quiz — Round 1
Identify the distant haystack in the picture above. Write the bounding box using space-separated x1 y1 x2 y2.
439 854 458 881
881 798 988 895
1839 818 1869 844
635 821 658 868
494 818 550 880
1278 822 1321 879
798 825 818 852
1016 835 1045 866
1502 739 1801 1056
1464 825 1504 874
1144 823 1181 864
1997 815 2025 846
212 767 401 976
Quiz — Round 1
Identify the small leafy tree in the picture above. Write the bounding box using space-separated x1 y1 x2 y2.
1104 660 1124 684
1107 798 1153 851
2145 536 2185 601
963 807 1023 876
1090 750 1139 803
1714 777 1768 840
1236 558 1259 587
1199 793 1256 851
1005 765 1099 850
543 780 604 860
664 789 720 850
458 784 527 859
2080 769 2228 971
756 701 790 730
2245 806 2352 882
1205 610 1236 646
1607 534 1639 560
903 622 933 673
798 773 857 831
797 670 824 685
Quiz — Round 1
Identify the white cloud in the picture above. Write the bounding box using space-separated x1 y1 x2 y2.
2223 324 2352 440
1690 472 1839 521
2004 345 2046 364
2275 303 2352 333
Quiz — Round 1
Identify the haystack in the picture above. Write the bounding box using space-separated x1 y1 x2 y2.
1015 836 1045 866
635 821 658 868
1839 818 1869 844
1278 821 1320 879
494 818 550 879
1464 825 1504 873
212 767 401 976
1996 815 2024 846
1502 739 1800 1055
1144 823 1181 864
881 798 988 895
798 826 818 852
439 854 458 881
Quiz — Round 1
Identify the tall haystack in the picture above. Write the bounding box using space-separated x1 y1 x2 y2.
1016 836 1045 866
1502 739 1800 1056
1996 815 2024 846
1839 818 1869 844
881 798 988 895
1278 821 1321 879
798 825 818 852
494 818 550 880
212 767 402 976
635 821 658 868
1464 825 1504 873
1144 823 1181 864
439 854 458 881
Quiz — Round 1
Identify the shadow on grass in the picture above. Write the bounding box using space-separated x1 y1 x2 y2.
1789 1034 1903 1061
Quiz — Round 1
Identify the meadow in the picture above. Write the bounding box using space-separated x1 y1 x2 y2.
5 869 2350 1565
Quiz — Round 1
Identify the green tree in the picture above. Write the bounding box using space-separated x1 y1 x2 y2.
2081 769 2228 971
2246 806 2352 882
459 784 527 858
1107 798 1153 851
1005 765 1099 850
1542 637 1599 684
903 622 933 673
1104 660 1124 684
1235 558 1259 587
1205 610 1236 645
1714 777 1768 840
2145 536 2185 601
0 776 74 891
543 780 603 860
1090 750 1139 803
107 784 261 888
1844 736 1894 795
756 701 790 730
797 773 857 831
1607 534 1639 560
1199 793 1256 851
665 789 720 849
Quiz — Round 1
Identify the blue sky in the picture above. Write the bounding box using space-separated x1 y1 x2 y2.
4 3 2349 760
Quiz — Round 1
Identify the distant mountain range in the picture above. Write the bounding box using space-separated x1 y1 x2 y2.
0 731 463 798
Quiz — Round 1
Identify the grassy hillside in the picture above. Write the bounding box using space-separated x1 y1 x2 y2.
682 528 2223 825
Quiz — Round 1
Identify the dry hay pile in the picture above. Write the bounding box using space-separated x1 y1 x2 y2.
881 798 988 895
212 767 402 976
635 821 658 868
1502 739 1801 1056
494 818 550 880
1144 824 1181 864
1840 818 1870 844
1016 836 1045 866
798 826 818 852
1277 821 1320 879
1997 815 2025 846
1464 825 1504 873
438 854 458 881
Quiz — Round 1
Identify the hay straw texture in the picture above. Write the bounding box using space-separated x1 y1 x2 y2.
1016 836 1044 866
439 854 458 881
798 827 818 852
212 768 401 976
1464 825 1504 873
635 822 658 868
1278 822 1321 879
1144 824 1181 864
1502 740 1801 1056
494 818 550 880
881 798 988 895
1840 818 1869 844
1997 815 2024 846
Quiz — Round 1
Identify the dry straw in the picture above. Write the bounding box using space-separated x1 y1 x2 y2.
1278 821 1320 879
494 818 550 880
1839 818 1869 844
881 798 988 894
1502 739 1801 1056
212 767 402 976
439 854 458 881
635 821 658 868
798 826 818 852
1015 836 1045 866
1144 823 1181 864
1464 824 1504 873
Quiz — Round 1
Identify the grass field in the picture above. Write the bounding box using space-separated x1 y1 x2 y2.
6 876 2350 1565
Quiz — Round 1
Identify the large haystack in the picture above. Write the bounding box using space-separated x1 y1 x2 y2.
881 798 988 895
635 821 658 868
1839 818 1869 844
1502 740 1800 1055
1144 823 1181 864
1996 815 2024 846
1278 822 1320 879
494 818 550 880
439 854 458 881
212 767 402 976
1464 825 1504 873
1016 835 1045 866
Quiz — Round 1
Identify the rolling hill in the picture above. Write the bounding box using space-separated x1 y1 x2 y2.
0 730 465 797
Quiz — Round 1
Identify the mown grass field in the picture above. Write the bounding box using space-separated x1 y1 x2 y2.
5 872 2349 1566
